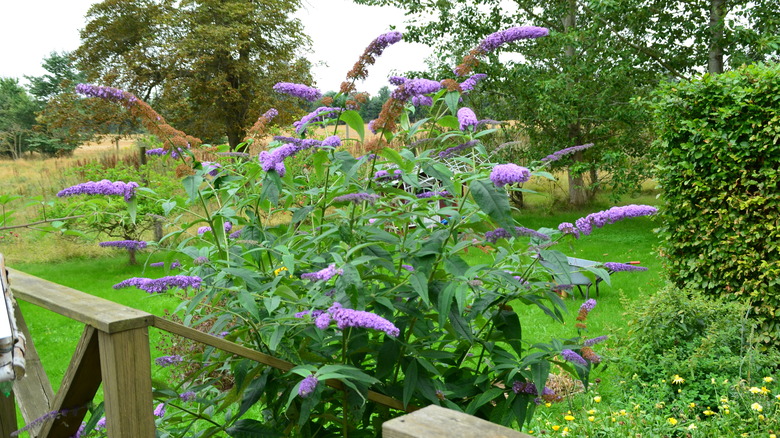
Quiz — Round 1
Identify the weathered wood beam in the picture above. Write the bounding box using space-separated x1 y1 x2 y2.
383 405 534 438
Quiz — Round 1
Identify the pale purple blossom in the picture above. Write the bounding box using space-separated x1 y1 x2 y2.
75 83 137 106
411 95 433 106
541 143 596 163
489 164 531 187
300 264 343 281
604 262 648 272
368 119 378 134
391 79 442 101
99 240 147 250
401 264 414 272
477 26 550 53
298 375 319 398
571 205 658 236
180 391 196 402
485 227 550 243
155 355 183 367
327 303 400 336
580 299 597 314
333 193 380 204
57 180 139 201
113 275 202 294
146 148 167 156
154 403 166 418
95 417 106 431
201 161 221 176
374 169 402 181
388 75 408 85
584 335 608 347
273 82 322 102
315 312 332 329
321 135 341 147
460 73 487 91
439 140 478 158
558 222 580 238
562 349 588 366
366 31 403 56
416 191 451 199
150 262 165 267
193 256 209 265
457 107 478 131
229 229 242 239
293 106 343 134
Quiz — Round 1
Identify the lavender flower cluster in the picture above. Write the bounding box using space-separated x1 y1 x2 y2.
391 78 442 101
201 161 221 176
567 205 658 236
477 26 550 53
367 31 403 56
75 83 137 107
292 106 343 134
411 95 433 106
57 180 139 201
99 240 147 250
511 381 561 403
460 73 487 92
298 374 319 398
300 264 343 281
489 164 531 187
439 140 479 159
323 303 401 337
146 148 167 156
562 349 588 366
584 335 608 347
155 355 183 367
604 262 648 272
388 75 407 85
416 191 451 199
541 143 596 163
273 82 322 102
374 169 402 181
485 226 551 243
197 222 232 235
457 107 478 131
332 193 380 204
113 275 202 294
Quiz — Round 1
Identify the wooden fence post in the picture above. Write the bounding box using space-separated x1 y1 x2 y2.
383 405 535 438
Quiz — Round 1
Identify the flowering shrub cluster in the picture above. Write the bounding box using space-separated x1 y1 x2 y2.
49 26 659 437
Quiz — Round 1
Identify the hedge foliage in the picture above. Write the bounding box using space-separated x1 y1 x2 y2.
652 63 780 344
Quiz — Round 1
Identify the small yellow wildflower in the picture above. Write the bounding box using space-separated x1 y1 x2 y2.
588 416 595 422
703 409 715 416
552 425 561 431
758 414 765 421
751 402 763 412
564 415 575 421
619 409 627 416
528 431 534 434
760 386 771 394
561 429 570 437
545 402 552 408
723 379 729 384
667 417 678 426
711 377 716 384
724 408 730 414
689 402 696 408
672 375 685 384
593 395 602 403
273 266 288 275
742 434 749 438
688 424 697 430
763 376 774 383
776 394 780 400
633 404 641 411
611 417 616 423
749 387 762 394
655 402 665 409
770 434 777 438
587 409 597 415
721 397 729 403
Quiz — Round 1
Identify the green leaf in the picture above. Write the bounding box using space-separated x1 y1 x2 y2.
436 115 459 130
225 419 281 438
291 206 315 224
495 309 523 357
466 387 504 415
340 110 365 142
410 271 430 305
127 196 137 224
469 180 515 231
237 373 270 418
183 175 203 203
444 91 461 115
402 360 418 408
531 360 550 400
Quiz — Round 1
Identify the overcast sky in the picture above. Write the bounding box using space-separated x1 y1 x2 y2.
0 0 433 95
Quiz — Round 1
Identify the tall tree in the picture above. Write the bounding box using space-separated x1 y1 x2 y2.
0 78 37 158
76 0 313 148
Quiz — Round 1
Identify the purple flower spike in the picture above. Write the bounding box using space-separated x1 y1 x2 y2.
321 135 341 147
485 226 550 243
457 107 478 131
460 73 487 92
315 312 332 329
572 205 658 236
333 193 380 204
401 264 414 272
298 375 319 398
273 82 322 102
201 161 221 176
580 299 597 314
180 391 196 402
150 262 165 267
411 95 433 106
391 79 442 100
562 349 588 366
155 355 183 367
113 275 202 294
439 140 478 159
57 180 139 201
558 222 580 239
328 303 400 337
604 262 648 272
197 226 212 235
95 417 107 431
99 240 147 250
293 106 343 134
388 75 408 85
541 143 596 163
584 335 608 347
477 26 550 53
146 148 167 156
489 164 531 187
300 264 343 282
154 403 166 418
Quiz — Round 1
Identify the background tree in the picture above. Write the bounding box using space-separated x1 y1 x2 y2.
76 0 313 149
355 0 779 205
0 78 37 159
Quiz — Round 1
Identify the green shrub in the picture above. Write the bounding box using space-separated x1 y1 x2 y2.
651 63 780 343
618 284 777 409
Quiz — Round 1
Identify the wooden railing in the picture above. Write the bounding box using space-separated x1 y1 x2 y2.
0 257 531 438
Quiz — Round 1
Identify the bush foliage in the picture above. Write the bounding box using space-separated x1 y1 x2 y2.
652 63 780 344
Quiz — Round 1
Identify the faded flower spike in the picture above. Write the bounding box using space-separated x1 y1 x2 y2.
604 262 648 272
273 82 322 102
298 374 319 398
57 180 139 201
333 193 380 204
541 143 596 163
489 164 531 187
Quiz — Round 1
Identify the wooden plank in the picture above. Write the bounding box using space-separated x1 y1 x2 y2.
98 328 155 437
153 317 409 412
39 326 102 438
0 391 16 438
12 306 54 436
383 405 534 438
6 268 153 334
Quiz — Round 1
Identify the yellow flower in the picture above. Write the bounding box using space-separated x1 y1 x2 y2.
593 395 602 403
611 417 616 423
587 409 597 415
770 434 777 438
528 431 534 434
655 402 665 409
672 375 685 384
764 376 774 383
751 402 763 412
552 425 561 431
619 409 627 416
742 434 749 438
689 402 696 408
760 386 771 394
749 386 762 394
758 414 765 421
564 415 575 421
721 397 729 403
724 409 730 414
776 394 780 400
667 417 678 426
703 409 715 416
545 402 552 408
688 424 697 430
588 416 595 422
273 266 288 275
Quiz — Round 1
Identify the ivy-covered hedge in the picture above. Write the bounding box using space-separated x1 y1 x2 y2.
652 63 780 344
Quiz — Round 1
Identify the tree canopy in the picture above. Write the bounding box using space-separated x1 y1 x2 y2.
76 0 314 148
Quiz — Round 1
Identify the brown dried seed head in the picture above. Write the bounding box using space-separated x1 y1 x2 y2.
440 79 462 92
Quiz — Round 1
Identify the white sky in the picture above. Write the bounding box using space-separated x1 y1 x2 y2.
0 0 433 95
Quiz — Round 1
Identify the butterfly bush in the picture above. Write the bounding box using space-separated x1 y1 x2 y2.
57 180 139 201
99 240 147 250
69 25 659 436
272 82 322 102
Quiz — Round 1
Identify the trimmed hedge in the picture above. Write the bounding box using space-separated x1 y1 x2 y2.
652 63 780 344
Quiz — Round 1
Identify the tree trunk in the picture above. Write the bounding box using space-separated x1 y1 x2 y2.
128 248 137 265
563 0 588 207
708 0 725 74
